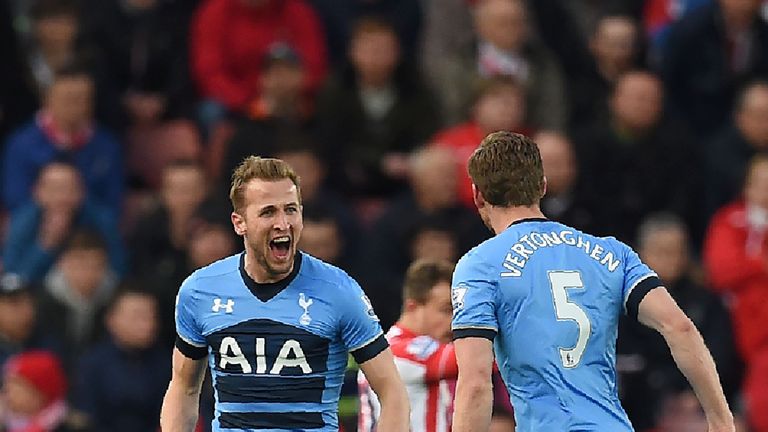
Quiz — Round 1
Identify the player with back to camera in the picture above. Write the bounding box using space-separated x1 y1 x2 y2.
450 132 734 432
160 156 409 432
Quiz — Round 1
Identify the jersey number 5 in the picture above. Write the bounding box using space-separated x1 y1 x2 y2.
548 271 592 368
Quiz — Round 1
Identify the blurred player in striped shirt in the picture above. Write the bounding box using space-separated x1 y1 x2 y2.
359 259 458 432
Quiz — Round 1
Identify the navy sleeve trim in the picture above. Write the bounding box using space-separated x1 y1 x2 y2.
626 276 663 320
453 328 497 341
175 336 207 360
351 334 389 364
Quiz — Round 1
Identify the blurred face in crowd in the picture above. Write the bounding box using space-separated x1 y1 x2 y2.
162 165 207 219
719 0 762 26
299 220 341 264
108 293 158 350
411 229 457 264
474 83 526 134
350 27 400 87
535 132 577 196
34 13 77 56
59 247 108 298
233 178 303 282
640 225 689 285
34 163 84 213
737 83 768 149
0 293 35 344
276 150 323 201
590 16 638 80
409 281 454 343
409 148 459 210
45 74 94 131
745 158 768 211
261 62 304 105
188 225 236 269
475 0 528 52
1 375 45 416
611 72 663 132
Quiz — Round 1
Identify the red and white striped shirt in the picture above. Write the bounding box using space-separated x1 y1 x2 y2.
358 323 458 432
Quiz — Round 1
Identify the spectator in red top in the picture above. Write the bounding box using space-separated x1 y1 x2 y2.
704 154 768 430
431 76 529 208
190 0 327 123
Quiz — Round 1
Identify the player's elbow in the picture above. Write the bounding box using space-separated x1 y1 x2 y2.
457 373 493 398
661 314 697 339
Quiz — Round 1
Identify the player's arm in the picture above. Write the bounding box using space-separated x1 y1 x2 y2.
450 252 499 432
453 336 494 432
160 348 207 432
358 348 410 432
637 287 734 432
163 275 207 432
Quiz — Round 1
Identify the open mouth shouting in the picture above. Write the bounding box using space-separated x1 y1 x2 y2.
269 235 293 262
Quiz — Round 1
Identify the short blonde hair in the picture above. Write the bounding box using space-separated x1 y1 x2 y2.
229 156 301 212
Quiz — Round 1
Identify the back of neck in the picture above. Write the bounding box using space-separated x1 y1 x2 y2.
489 205 546 234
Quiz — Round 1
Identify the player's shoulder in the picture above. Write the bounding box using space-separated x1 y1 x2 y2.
179 253 241 296
455 236 503 275
299 252 359 291
388 327 441 363
192 253 242 280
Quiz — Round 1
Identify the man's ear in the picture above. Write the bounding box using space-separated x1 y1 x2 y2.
472 183 486 210
403 298 419 313
231 211 246 236
541 176 548 199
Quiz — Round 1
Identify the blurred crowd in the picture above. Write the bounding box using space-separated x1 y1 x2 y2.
0 0 767 431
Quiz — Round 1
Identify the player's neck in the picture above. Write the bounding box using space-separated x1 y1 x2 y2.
397 314 422 335
488 204 546 235
243 250 294 284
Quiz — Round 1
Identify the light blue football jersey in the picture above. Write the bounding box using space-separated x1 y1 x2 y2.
175 252 386 431
451 218 661 432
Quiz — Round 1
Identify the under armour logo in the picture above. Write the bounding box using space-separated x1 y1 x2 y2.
299 293 313 325
212 298 235 313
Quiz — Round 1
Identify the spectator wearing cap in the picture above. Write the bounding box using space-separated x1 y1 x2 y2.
209 46 315 183
2 63 123 217
0 275 62 369
72 285 170 432
190 0 327 126
2 161 126 284
316 16 439 197
1 350 75 432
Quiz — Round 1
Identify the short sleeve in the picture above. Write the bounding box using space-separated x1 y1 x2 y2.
174 275 207 359
339 278 387 364
620 241 662 320
451 252 499 341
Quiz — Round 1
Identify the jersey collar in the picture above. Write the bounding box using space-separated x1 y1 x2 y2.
507 217 549 229
239 252 303 302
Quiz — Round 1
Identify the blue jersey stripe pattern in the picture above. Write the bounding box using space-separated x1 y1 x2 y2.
175 252 385 431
